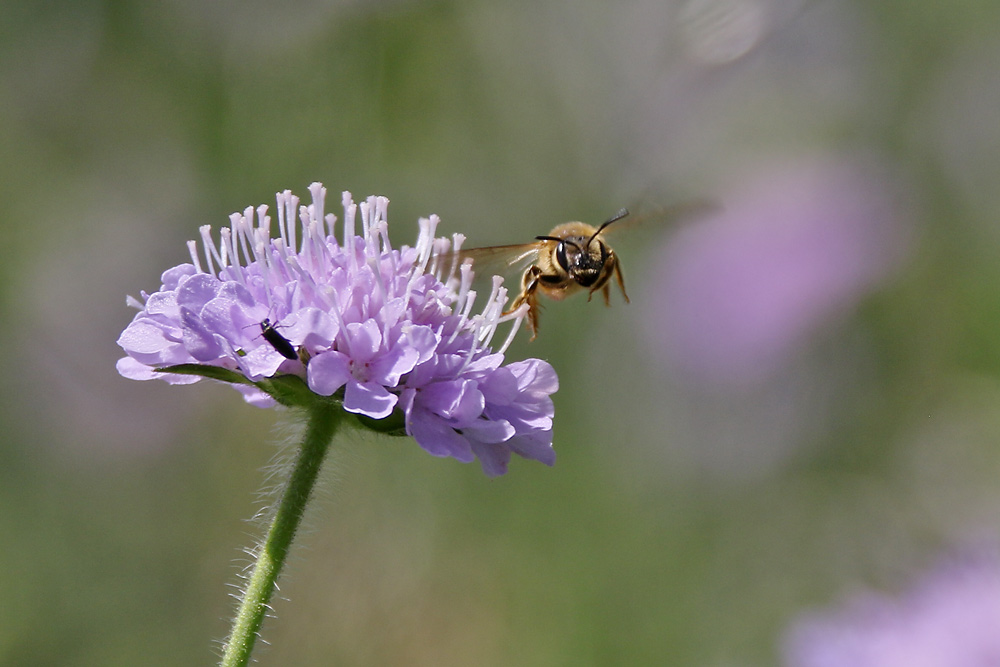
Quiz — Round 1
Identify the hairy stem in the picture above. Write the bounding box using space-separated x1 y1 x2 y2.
220 405 341 667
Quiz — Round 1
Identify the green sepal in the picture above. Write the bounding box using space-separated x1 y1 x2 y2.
254 375 330 409
156 363 254 385
158 363 408 435
354 408 407 437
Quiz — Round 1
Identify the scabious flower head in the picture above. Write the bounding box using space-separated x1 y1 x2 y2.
782 552 1000 667
117 183 557 476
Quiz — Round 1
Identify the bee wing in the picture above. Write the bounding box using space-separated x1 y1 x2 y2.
437 242 543 282
599 198 721 238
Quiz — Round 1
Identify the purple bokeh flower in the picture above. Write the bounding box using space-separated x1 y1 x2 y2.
644 157 904 385
117 183 557 476
782 553 1000 667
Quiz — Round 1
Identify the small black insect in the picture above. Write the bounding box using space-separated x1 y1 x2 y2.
259 318 298 360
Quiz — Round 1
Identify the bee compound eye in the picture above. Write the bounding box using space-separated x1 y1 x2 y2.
554 241 569 272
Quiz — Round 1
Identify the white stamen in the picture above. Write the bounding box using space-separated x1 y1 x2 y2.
358 199 371 240
496 304 528 355
413 216 439 279
239 214 265 268
446 288 478 347
483 275 504 320
187 240 203 273
219 227 244 284
308 182 326 229
377 221 393 260
368 251 388 322
254 240 277 310
284 193 300 251
359 197 381 257
428 237 452 280
234 207 254 264
374 197 391 253
198 225 222 276
245 205 267 261
341 192 356 245
462 316 486 363
478 285 509 349
262 237 283 285
226 213 243 264
311 218 330 273
456 260 474 307
297 205 311 254
445 232 466 283
257 205 271 236
275 190 292 247
343 194 359 276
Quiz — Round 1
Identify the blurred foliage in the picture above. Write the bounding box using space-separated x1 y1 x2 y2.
2 0 1000 665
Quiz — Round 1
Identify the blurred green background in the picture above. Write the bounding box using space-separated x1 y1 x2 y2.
3 0 1000 665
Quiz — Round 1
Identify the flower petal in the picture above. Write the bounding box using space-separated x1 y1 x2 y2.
404 324 439 364
283 307 338 349
478 366 519 405
160 263 197 290
419 379 485 424
509 358 559 395
408 409 475 462
180 307 225 361
506 431 556 466
369 344 419 386
240 343 289 380
345 319 382 363
117 319 185 365
307 350 351 396
200 284 259 345
344 380 397 419
176 273 221 310
461 418 516 444
467 440 511 477
115 356 200 384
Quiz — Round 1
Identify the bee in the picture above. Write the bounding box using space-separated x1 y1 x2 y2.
449 208 632 340
448 201 714 340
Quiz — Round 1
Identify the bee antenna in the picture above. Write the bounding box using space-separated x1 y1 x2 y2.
535 235 582 252
588 208 629 248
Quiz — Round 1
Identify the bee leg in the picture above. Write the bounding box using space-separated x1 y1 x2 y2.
612 255 630 304
585 283 606 304
506 266 541 312
505 266 542 340
523 295 540 341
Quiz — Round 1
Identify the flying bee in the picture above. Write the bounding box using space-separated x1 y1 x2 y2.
446 202 714 340
510 207 632 339
446 208 632 341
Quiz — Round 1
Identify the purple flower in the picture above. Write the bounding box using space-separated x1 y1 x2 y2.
400 354 557 477
782 553 1000 667
117 183 557 476
643 157 904 384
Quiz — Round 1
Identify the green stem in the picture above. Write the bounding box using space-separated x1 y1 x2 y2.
220 405 342 667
